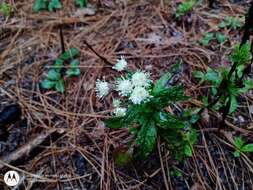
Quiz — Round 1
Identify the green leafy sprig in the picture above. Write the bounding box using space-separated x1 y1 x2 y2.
0 2 11 17
33 0 62 12
233 137 253 157
41 48 80 93
194 42 253 115
106 66 198 160
33 0 88 12
176 0 195 19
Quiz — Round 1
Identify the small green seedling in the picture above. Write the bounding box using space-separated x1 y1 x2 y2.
200 32 226 46
233 137 253 157
200 33 214 46
170 168 183 177
75 0 87 8
66 59 81 77
41 69 65 93
176 0 195 19
0 2 11 17
41 48 80 93
215 32 226 44
33 0 62 12
219 16 243 30
194 42 253 114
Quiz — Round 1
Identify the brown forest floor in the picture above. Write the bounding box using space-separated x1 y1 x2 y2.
1 0 253 189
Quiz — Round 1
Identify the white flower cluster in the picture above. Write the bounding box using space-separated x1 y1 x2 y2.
96 56 152 116
96 79 109 99
112 56 128 72
116 78 133 96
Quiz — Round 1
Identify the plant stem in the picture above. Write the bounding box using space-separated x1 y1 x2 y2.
83 40 113 65
59 25 65 54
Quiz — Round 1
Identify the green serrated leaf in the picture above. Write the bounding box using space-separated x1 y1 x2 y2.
229 95 238 114
41 79 55 89
70 59 80 66
105 117 123 129
184 144 192 157
55 79 65 93
155 85 189 106
176 0 195 18
59 48 79 60
75 0 87 8
0 2 11 16
193 71 204 79
236 65 244 78
205 67 219 82
234 137 244 149
233 150 241 157
241 144 253 153
156 112 185 129
231 42 251 66
47 69 61 81
54 58 64 72
219 21 226 28
239 80 253 93
48 0 62 12
152 72 172 95
186 129 198 145
216 33 226 44
66 59 80 77
33 0 47 12
200 33 214 46
66 68 80 77
136 122 157 158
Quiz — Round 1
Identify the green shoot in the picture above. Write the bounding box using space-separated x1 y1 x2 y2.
41 48 80 93
200 33 214 46
0 2 12 17
75 0 87 8
194 42 253 114
219 16 243 30
176 0 195 19
233 137 253 157
33 0 62 12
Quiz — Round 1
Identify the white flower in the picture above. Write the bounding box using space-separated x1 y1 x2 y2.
131 71 151 87
112 56 128 71
96 80 109 98
113 99 121 108
116 78 133 96
129 87 150 104
113 107 127 117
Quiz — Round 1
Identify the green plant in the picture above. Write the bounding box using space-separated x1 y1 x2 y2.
96 59 198 160
219 16 243 30
200 32 226 46
33 0 62 12
41 48 80 93
233 137 253 157
176 0 195 19
194 42 253 114
75 0 87 8
170 168 183 177
200 33 214 46
216 32 226 44
33 0 87 12
0 2 11 17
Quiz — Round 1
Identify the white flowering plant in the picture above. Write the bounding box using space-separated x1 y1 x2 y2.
96 58 198 161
